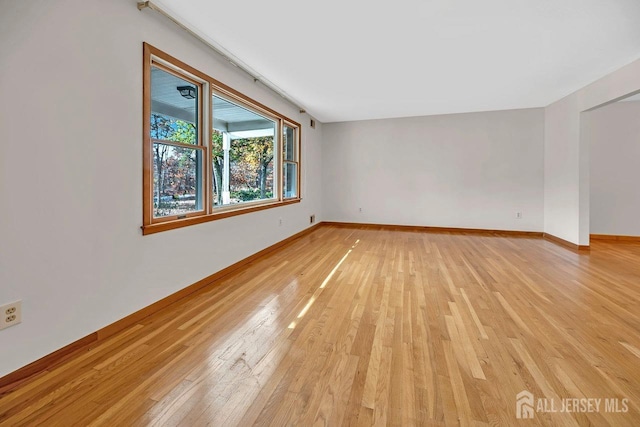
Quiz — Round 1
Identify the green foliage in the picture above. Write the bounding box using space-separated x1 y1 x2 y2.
150 114 196 144
231 189 274 201
172 120 196 144
212 130 224 158
229 136 273 193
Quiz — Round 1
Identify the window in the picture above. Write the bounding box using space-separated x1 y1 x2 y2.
212 94 277 207
283 124 299 199
143 44 301 234
150 65 204 219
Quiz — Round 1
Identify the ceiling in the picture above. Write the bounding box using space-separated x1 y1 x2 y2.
153 0 640 123
151 67 198 123
621 93 640 102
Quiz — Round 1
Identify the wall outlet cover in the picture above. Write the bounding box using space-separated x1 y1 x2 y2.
0 300 22 330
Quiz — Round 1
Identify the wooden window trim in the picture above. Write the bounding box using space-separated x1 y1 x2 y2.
151 138 202 150
143 43 301 235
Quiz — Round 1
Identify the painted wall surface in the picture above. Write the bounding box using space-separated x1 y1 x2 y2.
586 101 640 236
544 96 581 243
322 109 545 232
544 58 640 245
0 0 322 376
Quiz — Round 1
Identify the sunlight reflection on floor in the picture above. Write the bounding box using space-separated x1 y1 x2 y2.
288 239 360 329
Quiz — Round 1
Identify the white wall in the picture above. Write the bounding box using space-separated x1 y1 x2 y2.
544 96 582 243
322 109 545 232
586 101 640 236
0 0 322 377
544 58 640 245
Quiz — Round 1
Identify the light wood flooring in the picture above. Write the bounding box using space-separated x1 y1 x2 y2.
1 225 639 426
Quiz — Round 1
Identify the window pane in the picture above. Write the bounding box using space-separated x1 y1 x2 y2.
283 162 298 198
283 125 296 161
150 66 198 145
153 143 203 217
212 95 277 207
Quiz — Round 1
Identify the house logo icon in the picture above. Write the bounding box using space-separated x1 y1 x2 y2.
516 390 535 419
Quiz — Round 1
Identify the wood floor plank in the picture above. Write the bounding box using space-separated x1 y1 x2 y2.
1 225 639 425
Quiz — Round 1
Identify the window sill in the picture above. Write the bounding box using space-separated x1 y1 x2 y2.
141 198 301 235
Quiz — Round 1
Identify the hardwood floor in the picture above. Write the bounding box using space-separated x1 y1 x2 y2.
1 225 639 426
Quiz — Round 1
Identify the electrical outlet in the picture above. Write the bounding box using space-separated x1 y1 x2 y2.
516 212 523 219
310 214 315 224
0 300 22 330
279 218 283 226
359 207 363 213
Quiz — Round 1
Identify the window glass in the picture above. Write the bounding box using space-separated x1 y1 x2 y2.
283 162 298 198
150 65 203 218
283 125 296 161
212 95 276 207
153 144 202 217
150 66 198 145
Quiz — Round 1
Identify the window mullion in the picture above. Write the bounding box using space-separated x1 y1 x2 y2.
151 138 201 150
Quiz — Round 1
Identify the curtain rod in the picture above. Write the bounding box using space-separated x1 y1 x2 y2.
137 1 309 115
